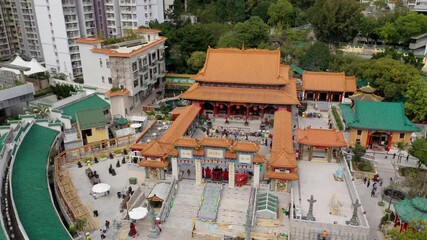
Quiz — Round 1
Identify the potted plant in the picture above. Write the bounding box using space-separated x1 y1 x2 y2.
98 152 108 161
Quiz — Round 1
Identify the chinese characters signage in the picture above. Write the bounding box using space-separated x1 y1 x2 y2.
180 149 193 159
206 148 224 159
238 154 252 164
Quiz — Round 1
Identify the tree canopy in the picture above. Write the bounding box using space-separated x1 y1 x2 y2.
308 0 363 43
299 41 330 71
186 51 207 73
380 12 427 44
404 80 427 122
268 0 294 26
360 58 423 101
409 138 427 167
218 16 269 48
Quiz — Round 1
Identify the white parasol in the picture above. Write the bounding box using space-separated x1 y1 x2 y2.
92 183 111 193
128 207 148 220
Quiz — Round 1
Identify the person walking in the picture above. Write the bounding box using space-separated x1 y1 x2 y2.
379 178 383 187
187 169 191 177
367 179 370 188
105 220 110 230
155 217 162 232
371 189 375 197
373 182 378 192
385 152 388 159
322 230 327 240
363 176 367 185
393 153 396 159
406 155 409 162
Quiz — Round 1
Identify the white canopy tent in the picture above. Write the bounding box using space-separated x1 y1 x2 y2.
8 56 47 76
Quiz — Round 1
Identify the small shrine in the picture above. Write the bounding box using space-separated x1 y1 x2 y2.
349 83 384 102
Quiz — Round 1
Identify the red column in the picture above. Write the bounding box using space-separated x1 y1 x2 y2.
304 92 307 100
261 107 265 118
227 105 233 115
366 131 371 149
394 213 399 227
245 106 250 125
340 93 344 102
214 105 219 115
387 132 393 151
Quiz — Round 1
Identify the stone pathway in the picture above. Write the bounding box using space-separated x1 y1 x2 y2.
198 183 223 221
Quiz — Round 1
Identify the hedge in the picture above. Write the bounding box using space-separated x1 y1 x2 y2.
332 106 343 130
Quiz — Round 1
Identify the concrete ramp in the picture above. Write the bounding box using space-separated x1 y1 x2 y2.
197 183 223 221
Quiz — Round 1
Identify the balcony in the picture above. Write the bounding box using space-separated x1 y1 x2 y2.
148 59 157 68
139 66 148 74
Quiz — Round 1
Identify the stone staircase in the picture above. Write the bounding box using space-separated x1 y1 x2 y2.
216 185 251 225
167 180 204 222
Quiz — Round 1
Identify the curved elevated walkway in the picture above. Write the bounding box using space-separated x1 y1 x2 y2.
11 124 70 239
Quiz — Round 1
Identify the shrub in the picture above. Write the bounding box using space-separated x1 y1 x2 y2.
114 149 122 155
380 214 389 225
98 152 107 159
155 115 163 120
378 201 385 207
362 164 372 172
332 106 343 130
146 111 155 116
389 211 395 221
110 87 120 92
352 143 366 162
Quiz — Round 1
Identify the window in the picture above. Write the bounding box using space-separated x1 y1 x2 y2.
144 73 148 80
134 79 138 87
108 77 112 84
106 59 110 68
357 130 362 136
102 76 105 83
140 76 143 86
355 139 361 144
85 129 92 136
99 58 103 67
142 57 147 65
400 133 405 139
132 62 137 71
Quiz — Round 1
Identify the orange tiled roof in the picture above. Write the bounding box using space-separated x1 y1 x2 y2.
302 71 356 92
193 148 205 156
269 110 297 169
76 38 104 44
198 137 233 148
232 142 259 152
345 76 357 92
266 167 298 180
160 104 201 144
253 154 265 164
192 48 289 85
173 137 199 148
129 143 147 151
139 158 169 168
180 82 300 105
170 107 187 115
297 127 347 147
105 89 130 97
135 28 161 33
140 139 172 157
169 148 178 157
225 150 237 159
91 37 167 58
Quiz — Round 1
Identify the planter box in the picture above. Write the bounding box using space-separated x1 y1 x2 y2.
349 160 378 179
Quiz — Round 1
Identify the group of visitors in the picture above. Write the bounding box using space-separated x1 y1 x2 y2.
202 166 229 181
364 174 382 197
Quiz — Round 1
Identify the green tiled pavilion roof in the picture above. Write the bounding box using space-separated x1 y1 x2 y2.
290 65 304 75
76 108 107 130
339 101 420 132
59 94 109 123
12 124 71 239
395 197 427 223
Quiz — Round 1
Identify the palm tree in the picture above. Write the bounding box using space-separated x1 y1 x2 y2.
25 104 50 119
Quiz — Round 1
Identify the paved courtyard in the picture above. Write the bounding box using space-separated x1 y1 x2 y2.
294 161 354 225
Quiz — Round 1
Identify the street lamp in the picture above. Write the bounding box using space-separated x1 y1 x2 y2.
387 158 398 211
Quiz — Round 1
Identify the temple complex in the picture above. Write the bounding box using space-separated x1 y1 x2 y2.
301 71 357 102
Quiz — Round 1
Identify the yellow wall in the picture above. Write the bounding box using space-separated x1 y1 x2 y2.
391 132 412 145
348 129 412 147
348 129 368 147
86 127 109 143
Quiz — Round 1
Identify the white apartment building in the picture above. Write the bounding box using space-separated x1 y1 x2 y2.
104 0 165 38
77 29 166 117
412 0 427 12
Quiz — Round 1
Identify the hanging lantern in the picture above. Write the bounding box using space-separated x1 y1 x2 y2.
220 104 224 109
253 106 258 111
236 105 240 109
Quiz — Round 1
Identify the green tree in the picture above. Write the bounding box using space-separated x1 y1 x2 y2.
170 0 185 23
308 0 363 43
280 42 309 65
195 2 217 23
51 84 76 99
299 41 330 71
235 0 246 22
360 58 423 101
379 22 399 44
404 80 427 122
395 12 427 44
268 0 294 26
251 1 273 23
216 0 227 22
360 16 380 43
328 52 369 76
289 0 314 10
176 24 216 57
395 141 409 162
352 143 366 162
186 51 207 73
217 35 241 48
409 138 427 167
229 16 270 48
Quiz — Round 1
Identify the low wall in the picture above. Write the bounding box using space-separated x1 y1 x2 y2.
159 178 177 222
